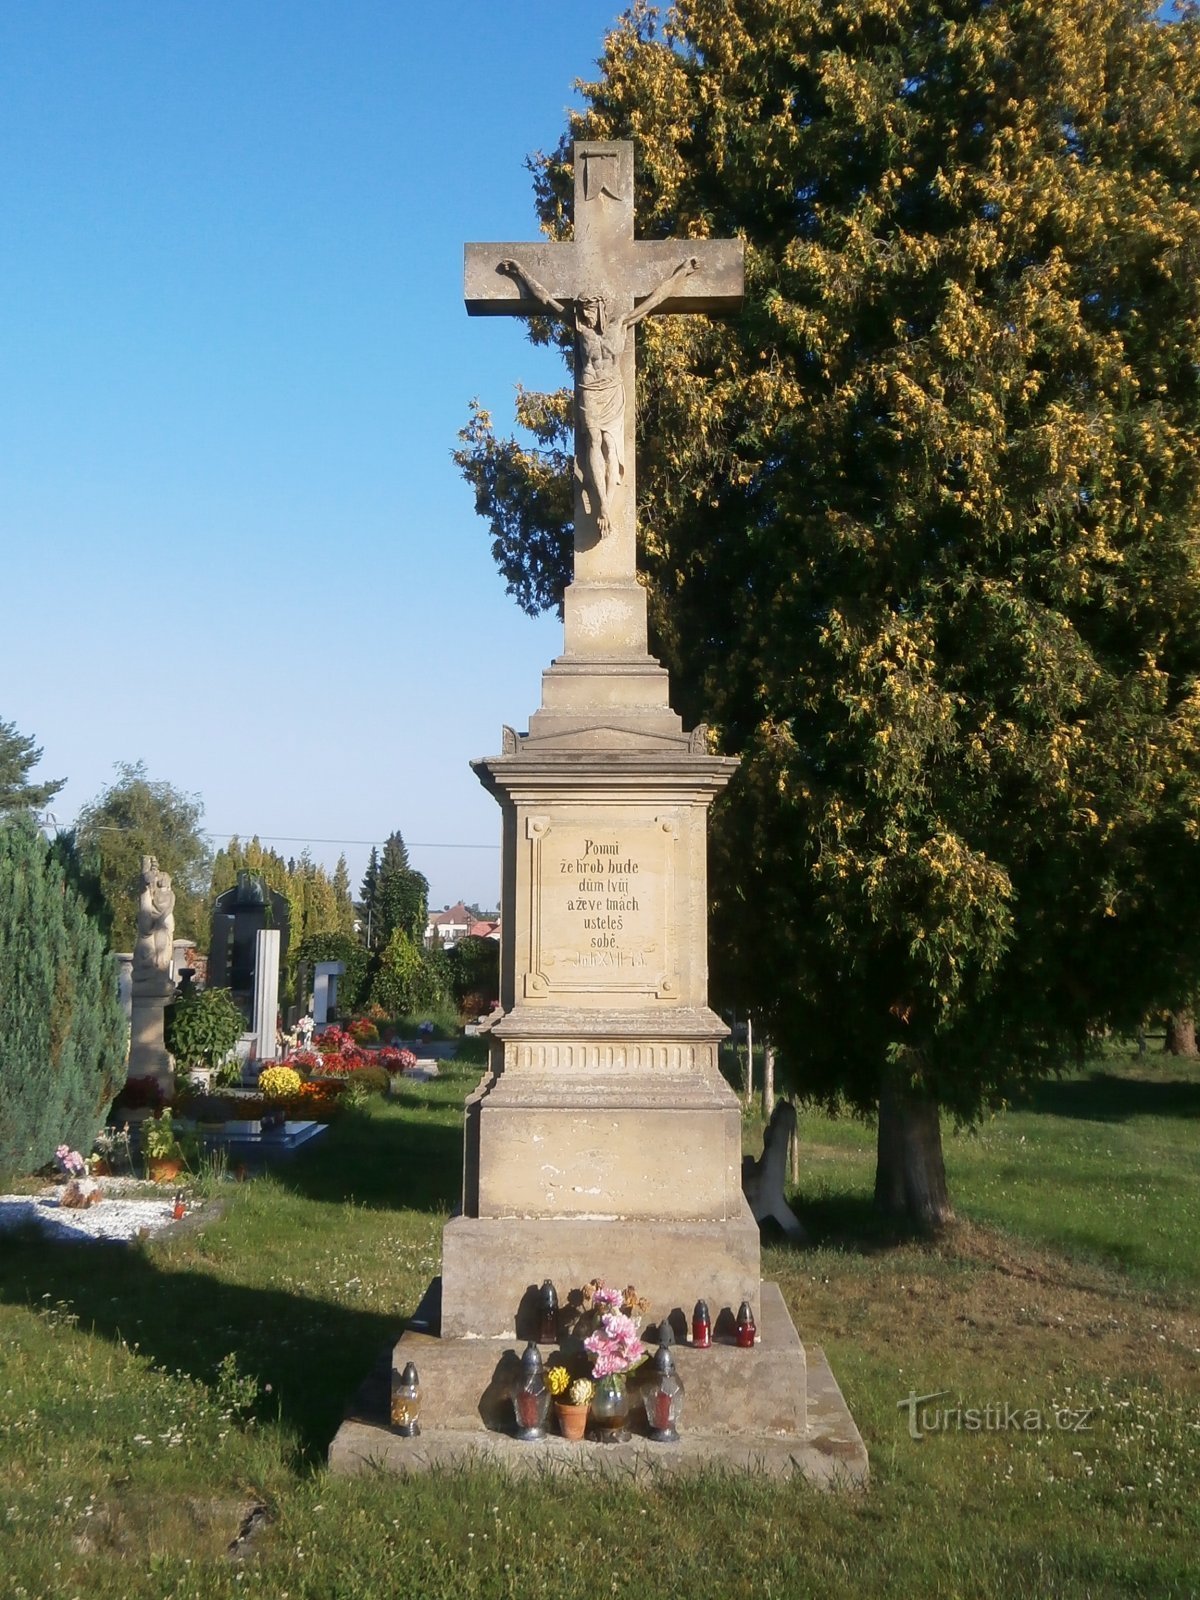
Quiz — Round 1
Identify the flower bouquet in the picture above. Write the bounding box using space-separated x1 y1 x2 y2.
561 1281 650 1442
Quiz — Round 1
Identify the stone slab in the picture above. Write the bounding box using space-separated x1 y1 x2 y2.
189 1120 328 1167
440 1212 762 1339
328 1338 866 1488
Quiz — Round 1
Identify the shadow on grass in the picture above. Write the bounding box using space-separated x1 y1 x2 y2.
268 1104 463 1212
788 1193 928 1255
1016 1071 1200 1123
0 1234 399 1468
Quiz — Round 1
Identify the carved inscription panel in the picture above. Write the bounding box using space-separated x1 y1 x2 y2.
525 817 677 998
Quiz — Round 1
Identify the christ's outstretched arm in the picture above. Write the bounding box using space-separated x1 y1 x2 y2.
496 260 567 318
623 256 698 330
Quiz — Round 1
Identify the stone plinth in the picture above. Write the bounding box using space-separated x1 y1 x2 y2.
128 973 174 1087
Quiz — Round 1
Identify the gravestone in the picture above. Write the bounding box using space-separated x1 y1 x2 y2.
313 960 345 1027
208 872 290 1005
331 141 865 1480
252 929 282 1063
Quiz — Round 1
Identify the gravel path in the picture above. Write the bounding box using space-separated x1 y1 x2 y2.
0 1183 190 1243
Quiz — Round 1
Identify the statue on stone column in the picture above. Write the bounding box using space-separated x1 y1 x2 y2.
496 255 698 537
132 855 175 981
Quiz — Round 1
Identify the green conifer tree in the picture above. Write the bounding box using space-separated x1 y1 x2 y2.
0 816 128 1182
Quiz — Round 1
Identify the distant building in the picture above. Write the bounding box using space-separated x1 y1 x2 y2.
425 902 474 949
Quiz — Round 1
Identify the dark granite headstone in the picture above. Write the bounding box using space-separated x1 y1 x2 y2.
208 873 290 999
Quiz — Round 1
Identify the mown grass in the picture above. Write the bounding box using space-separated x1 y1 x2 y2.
1 1051 1197 1599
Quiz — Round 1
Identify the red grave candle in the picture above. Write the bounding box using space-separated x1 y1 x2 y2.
691 1300 711 1348
650 1390 674 1432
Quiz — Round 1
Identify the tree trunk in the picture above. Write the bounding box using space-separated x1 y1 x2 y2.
875 1082 954 1230
762 1039 776 1122
744 1014 754 1107
788 1099 800 1187
1164 1010 1198 1058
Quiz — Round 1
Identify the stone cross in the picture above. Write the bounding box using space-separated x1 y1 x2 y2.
466 141 743 656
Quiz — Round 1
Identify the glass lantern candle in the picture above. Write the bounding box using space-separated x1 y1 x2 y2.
537 1278 559 1344
512 1342 551 1440
643 1340 685 1443
691 1299 711 1348
390 1361 421 1436
736 1300 757 1348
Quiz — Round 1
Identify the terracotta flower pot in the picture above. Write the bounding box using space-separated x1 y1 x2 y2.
147 1157 184 1183
554 1401 590 1442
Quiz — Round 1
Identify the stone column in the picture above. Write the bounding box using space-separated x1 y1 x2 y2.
253 929 281 1063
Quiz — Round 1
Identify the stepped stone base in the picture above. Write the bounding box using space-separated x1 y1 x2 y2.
327 1283 866 1486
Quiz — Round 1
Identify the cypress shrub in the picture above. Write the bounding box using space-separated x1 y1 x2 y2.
0 815 128 1183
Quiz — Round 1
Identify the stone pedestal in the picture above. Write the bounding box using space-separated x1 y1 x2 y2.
128 973 174 1087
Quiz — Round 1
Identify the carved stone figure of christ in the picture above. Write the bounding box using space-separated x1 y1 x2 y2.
497 255 698 538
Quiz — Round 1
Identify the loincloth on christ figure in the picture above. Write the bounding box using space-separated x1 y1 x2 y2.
577 369 626 477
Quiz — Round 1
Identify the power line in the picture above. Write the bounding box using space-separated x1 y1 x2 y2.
84 825 497 851
203 832 499 851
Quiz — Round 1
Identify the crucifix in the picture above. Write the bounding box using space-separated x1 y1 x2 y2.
466 141 744 659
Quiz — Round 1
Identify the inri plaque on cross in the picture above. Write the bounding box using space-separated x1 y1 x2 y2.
466 141 743 658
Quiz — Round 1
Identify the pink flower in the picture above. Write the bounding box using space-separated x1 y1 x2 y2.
583 1311 648 1377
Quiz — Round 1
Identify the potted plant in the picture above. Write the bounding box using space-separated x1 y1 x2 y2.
142 1109 185 1182
547 1366 593 1441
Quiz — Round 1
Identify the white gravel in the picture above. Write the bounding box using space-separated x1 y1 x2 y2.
0 1184 190 1243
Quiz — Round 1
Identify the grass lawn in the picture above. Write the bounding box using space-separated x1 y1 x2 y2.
1 1050 1197 1599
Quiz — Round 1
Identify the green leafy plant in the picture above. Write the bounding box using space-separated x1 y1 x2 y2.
164 987 245 1073
349 1065 389 1097
142 1109 182 1162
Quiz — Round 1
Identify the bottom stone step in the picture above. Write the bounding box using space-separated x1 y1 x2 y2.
328 1344 866 1487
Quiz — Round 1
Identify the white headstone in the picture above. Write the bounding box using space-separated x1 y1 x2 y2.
253 928 282 1063
313 960 345 1027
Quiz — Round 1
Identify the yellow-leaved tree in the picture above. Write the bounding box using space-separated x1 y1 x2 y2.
457 0 1200 1225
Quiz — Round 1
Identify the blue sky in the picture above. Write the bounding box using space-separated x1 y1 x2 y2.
0 0 628 917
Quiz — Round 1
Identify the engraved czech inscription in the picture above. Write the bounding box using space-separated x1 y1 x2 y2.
529 819 676 996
